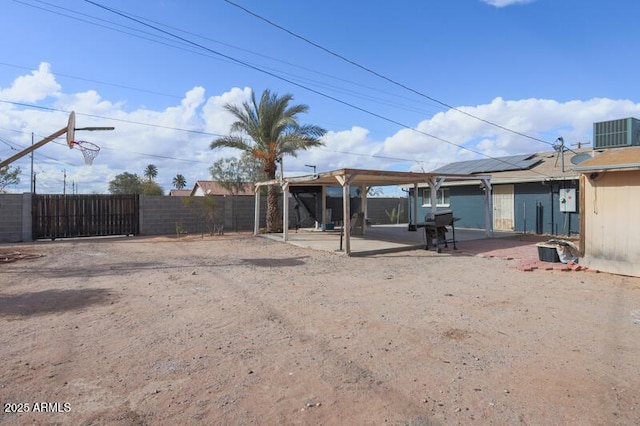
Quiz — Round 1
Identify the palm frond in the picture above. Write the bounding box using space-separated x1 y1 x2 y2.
210 135 252 152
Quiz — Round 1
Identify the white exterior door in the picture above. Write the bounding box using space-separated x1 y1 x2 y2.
493 184 514 231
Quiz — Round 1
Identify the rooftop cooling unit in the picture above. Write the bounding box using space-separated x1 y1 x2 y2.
593 117 640 149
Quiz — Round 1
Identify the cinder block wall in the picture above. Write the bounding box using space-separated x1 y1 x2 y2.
139 195 224 236
0 194 26 242
0 194 410 241
223 195 268 232
366 198 409 224
139 195 270 235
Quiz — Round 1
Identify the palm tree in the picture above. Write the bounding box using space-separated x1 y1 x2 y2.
211 89 326 232
172 174 187 190
144 164 158 182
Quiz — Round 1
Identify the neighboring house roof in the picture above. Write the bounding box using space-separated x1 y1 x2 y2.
428 149 591 187
168 189 191 196
190 180 254 196
572 146 640 172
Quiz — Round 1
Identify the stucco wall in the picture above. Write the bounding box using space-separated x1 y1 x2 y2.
449 186 487 229
410 181 580 235
514 182 580 236
581 170 640 277
412 186 487 229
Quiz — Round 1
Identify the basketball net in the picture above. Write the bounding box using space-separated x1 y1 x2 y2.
71 140 100 166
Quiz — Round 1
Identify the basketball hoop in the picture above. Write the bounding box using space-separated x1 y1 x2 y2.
70 140 100 166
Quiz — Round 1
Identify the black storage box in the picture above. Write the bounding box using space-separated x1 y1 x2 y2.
536 243 561 263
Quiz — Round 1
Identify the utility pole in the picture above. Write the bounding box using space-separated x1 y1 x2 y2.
30 132 34 193
62 169 67 195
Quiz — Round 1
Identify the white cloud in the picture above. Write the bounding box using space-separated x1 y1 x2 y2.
481 0 535 7
0 62 60 103
202 87 252 136
3 63 640 194
288 127 382 175
379 96 640 171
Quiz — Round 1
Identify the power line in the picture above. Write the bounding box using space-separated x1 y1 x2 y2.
224 0 555 148
83 0 553 179
5 2 556 180
11 1 442 120
0 61 182 101
0 100 223 137
11 0 549 146
0 102 427 166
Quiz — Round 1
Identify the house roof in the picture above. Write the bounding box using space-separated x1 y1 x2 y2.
168 189 191 196
430 149 591 187
433 153 542 174
191 180 254 196
572 146 640 172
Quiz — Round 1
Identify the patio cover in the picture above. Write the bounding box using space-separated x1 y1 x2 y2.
254 168 492 255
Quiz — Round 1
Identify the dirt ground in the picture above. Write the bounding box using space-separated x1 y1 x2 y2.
1 233 639 425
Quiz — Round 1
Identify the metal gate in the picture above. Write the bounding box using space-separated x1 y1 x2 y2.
32 194 139 240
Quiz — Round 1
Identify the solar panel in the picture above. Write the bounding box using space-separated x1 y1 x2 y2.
434 154 540 174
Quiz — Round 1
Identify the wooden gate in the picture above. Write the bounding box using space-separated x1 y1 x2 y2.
33 194 139 240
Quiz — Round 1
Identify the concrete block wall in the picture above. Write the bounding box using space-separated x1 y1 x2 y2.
139 195 224 236
139 195 269 235
223 195 267 232
0 194 410 242
366 198 409 224
0 194 29 243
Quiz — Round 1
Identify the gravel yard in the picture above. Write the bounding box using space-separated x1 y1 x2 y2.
1 234 639 425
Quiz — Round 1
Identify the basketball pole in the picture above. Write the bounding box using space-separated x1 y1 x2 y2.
0 126 68 169
0 111 114 169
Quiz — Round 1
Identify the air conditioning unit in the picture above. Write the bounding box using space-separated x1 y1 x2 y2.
593 117 640 149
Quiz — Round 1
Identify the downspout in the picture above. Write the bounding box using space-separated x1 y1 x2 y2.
550 185 555 236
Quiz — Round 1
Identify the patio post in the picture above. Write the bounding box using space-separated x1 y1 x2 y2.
427 177 442 219
335 174 355 255
282 181 290 241
413 183 419 224
342 181 351 254
361 183 367 235
482 177 494 237
321 185 327 230
253 185 261 235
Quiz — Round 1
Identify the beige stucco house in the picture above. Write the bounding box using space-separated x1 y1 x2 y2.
574 147 640 277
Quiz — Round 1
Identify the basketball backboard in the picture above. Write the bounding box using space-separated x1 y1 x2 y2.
66 111 76 148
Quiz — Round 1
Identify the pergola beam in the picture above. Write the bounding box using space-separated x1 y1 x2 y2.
252 168 493 255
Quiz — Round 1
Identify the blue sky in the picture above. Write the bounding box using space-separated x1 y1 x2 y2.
1 0 640 194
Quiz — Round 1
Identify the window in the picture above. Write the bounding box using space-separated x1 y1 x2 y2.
422 188 450 207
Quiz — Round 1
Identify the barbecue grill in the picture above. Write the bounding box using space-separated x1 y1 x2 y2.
416 210 459 252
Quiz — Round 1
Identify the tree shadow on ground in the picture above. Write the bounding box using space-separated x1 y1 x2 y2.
0 288 116 318
241 256 309 267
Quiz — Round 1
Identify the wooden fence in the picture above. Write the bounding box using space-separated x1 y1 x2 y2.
32 194 139 240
